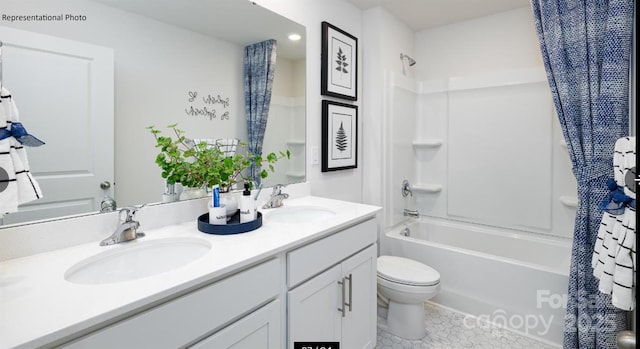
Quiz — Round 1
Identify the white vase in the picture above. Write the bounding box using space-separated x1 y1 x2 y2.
180 187 208 200
220 192 239 219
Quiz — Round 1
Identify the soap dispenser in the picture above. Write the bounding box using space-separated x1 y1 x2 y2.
239 183 255 223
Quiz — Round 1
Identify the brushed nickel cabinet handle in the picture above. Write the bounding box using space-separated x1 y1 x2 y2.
345 274 353 312
337 278 346 317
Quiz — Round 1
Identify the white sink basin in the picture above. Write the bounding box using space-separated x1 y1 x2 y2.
266 206 336 224
65 237 211 285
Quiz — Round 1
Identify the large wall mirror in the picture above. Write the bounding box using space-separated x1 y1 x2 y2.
0 0 306 226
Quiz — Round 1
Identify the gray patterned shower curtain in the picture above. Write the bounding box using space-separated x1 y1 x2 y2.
244 39 277 185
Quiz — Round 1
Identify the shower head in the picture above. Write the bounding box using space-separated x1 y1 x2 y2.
400 53 416 66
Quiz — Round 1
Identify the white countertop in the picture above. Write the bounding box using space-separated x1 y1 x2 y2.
0 196 380 349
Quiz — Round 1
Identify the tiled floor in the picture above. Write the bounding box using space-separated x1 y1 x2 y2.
375 303 560 349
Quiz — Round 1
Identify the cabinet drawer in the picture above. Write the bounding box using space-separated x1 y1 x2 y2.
61 258 280 349
189 300 281 349
287 218 376 288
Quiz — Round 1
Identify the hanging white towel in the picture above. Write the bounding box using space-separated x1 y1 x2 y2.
592 139 626 278
0 138 19 213
0 87 43 215
612 205 636 310
611 137 636 310
591 136 636 311
593 213 623 293
0 89 19 213
214 138 239 157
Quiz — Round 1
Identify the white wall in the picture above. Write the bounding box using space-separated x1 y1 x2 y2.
414 7 543 80
359 8 415 254
292 59 306 98
411 7 576 238
2 0 367 207
273 58 295 97
264 57 306 187
361 7 415 221
1 0 246 207
254 0 364 202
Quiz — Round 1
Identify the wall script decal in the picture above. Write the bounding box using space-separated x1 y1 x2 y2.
184 91 231 121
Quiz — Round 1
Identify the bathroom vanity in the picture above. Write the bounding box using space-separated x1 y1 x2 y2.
0 195 380 349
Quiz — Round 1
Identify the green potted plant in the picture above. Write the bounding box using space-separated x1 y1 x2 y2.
148 124 290 200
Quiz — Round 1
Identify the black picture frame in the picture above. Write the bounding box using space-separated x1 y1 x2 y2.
322 100 358 172
321 21 358 101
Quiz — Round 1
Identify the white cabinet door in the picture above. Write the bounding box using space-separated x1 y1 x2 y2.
341 245 377 349
288 244 377 349
189 300 281 349
288 264 342 347
0 26 114 224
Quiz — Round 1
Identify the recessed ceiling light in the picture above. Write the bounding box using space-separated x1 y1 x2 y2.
288 33 301 41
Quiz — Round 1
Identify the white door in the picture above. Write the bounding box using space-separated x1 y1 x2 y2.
0 26 114 224
341 245 377 349
288 264 343 348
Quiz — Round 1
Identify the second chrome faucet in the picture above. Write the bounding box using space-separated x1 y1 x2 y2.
100 206 145 246
262 184 289 209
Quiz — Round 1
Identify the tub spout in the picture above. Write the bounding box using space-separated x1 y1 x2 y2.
403 208 419 218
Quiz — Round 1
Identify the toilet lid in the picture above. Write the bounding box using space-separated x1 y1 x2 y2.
377 256 440 286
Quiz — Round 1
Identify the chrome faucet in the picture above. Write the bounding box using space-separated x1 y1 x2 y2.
401 179 413 197
100 206 145 246
262 184 289 209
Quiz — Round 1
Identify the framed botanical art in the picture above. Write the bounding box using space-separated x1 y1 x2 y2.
321 21 358 101
322 100 358 172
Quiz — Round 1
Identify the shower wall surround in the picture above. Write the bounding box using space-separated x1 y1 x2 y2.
263 95 306 184
449 70 553 229
379 7 576 239
386 69 576 239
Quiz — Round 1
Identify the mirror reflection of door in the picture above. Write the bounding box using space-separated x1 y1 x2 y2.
0 0 306 227
0 27 114 225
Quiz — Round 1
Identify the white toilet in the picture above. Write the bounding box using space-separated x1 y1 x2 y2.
377 255 441 340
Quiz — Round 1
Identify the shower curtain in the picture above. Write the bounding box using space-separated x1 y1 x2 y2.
530 0 634 348
244 39 277 184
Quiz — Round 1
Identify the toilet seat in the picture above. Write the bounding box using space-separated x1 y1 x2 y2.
377 256 440 286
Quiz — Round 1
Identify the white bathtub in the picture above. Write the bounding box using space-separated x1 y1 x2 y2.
385 217 571 346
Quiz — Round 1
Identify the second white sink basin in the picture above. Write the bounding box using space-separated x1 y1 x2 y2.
266 206 336 224
65 237 211 285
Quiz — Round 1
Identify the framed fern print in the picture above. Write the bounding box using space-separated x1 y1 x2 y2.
322 100 357 172
321 21 357 101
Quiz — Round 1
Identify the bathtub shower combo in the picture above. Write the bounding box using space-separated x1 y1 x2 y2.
378 70 577 346
386 218 570 344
